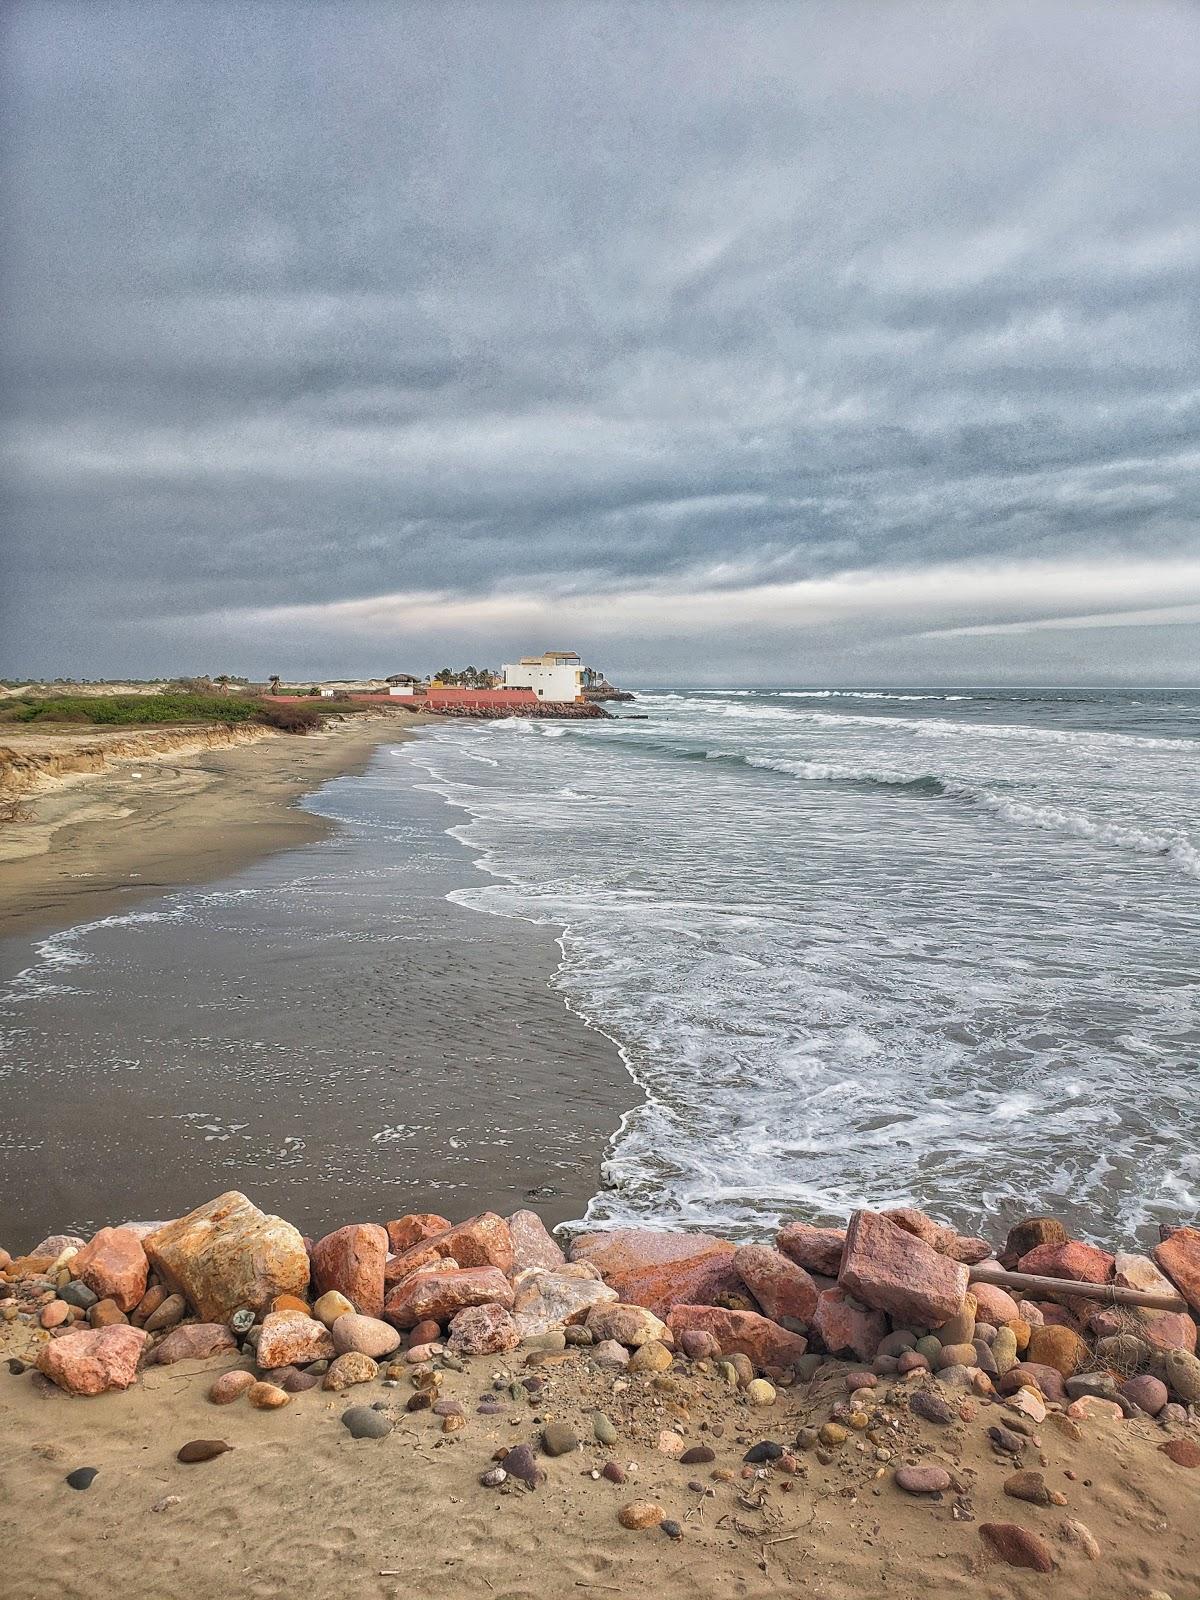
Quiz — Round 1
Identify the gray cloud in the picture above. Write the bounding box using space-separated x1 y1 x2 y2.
2 0 1198 682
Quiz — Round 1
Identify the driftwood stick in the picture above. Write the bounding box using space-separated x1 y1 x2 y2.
968 1261 1187 1314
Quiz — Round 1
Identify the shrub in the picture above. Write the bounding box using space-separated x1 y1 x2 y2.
253 700 325 734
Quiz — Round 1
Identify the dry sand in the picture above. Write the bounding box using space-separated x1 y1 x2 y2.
1 1324 1197 1600
0 714 430 938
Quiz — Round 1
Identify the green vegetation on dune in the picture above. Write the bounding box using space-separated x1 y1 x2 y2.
2 693 329 734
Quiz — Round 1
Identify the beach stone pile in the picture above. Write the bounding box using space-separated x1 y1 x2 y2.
3 1194 1200 1450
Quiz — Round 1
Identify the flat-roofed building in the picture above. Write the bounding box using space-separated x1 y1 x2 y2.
500 650 601 702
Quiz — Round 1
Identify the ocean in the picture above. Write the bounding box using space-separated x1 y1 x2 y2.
407 686 1200 1245
1 686 1196 1248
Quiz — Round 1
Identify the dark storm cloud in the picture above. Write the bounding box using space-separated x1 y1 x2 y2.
2 0 1198 680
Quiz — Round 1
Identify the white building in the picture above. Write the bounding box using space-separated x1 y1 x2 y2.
500 650 601 702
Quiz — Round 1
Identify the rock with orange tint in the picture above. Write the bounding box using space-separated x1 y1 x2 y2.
810 1287 887 1362
88 1299 129 1328
384 1212 515 1286
568 1229 739 1318
733 1244 818 1327
839 1210 968 1327
384 1265 514 1330
384 1240 450 1287
36 1324 148 1395
40 1300 70 1329
979 1522 1056 1572
1016 1239 1113 1285
970 1282 1023 1328
311 1224 388 1319
1153 1226 1200 1317
154 1323 238 1365
666 1305 808 1370
775 1223 846 1278
386 1214 452 1255
271 1293 311 1316
508 1210 566 1273
256 1310 335 1368
71 1227 148 1313
1026 1324 1088 1378
145 1192 310 1323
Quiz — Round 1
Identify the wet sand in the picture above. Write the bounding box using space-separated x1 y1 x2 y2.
0 738 634 1245
0 715 433 940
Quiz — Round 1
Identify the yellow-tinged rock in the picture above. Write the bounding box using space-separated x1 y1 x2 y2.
746 1378 776 1407
247 1381 290 1409
145 1192 310 1324
314 1289 356 1328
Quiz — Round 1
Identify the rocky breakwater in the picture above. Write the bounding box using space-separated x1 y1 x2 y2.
3 1194 1200 1574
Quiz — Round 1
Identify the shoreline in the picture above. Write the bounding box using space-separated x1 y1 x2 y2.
0 714 433 940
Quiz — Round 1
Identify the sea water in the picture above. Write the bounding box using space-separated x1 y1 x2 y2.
406 686 1200 1244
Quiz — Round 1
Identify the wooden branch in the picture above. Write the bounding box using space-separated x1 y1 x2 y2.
968 1261 1188 1314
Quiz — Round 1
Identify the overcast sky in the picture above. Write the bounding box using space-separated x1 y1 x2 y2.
2 1 1198 685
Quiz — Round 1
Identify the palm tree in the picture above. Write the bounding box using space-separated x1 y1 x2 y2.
268 675 282 696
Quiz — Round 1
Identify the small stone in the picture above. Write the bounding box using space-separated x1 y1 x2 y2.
40 1300 70 1329
618 1500 666 1530
151 1495 182 1512
910 1391 955 1425
176 1439 233 1463
601 1461 627 1484
247 1381 289 1409
680 1444 716 1464
502 1442 543 1486
480 1467 507 1488
628 1340 673 1374
66 1466 98 1490
1121 1374 1169 1416
818 1422 846 1447
144 1293 187 1332
208 1370 256 1404
541 1421 579 1457
322 1351 378 1391
895 1465 951 1494
1004 1469 1054 1505
341 1405 392 1439
59 1281 99 1311
1159 1438 1200 1468
657 1429 685 1457
313 1290 355 1328
1065 1395 1122 1422
743 1440 783 1464
979 1522 1056 1572
593 1412 619 1445
745 1378 776 1406
331 1312 402 1360
1057 1519 1100 1560
229 1307 255 1335
987 1425 1025 1455
661 1519 683 1540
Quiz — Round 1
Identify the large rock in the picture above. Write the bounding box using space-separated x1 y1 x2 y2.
385 1214 451 1254
1025 1324 1089 1378
1000 1218 1067 1270
811 1287 887 1361
568 1229 739 1317
776 1222 845 1277
36 1324 148 1395
1153 1227 1200 1316
508 1210 566 1273
311 1224 388 1319
511 1267 617 1337
447 1303 521 1354
384 1265 514 1330
970 1282 1023 1328
257 1309 335 1368
1016 1240 1113 1284
1106 1253 1197 1353
733 1244 818 1326
839 1210 968 1327
330 1313 401 1359
71 1227 148 1314
666 1305 808 1370
153 1323 237 1365
585 1302 672 1348
145 1192 310 1323
385 1212 516 1284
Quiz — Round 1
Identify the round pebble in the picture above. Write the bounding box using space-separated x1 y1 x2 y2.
341 1406 392 1439
66 1467 98 1490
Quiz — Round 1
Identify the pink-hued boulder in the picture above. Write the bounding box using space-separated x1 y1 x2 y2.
384 1265 514 1330
153 1323 238 1365
71 1227 149 1314
36 1324 148 1395
666 1305 808 1370
447 1303 521 1354
330 1312 402 1360
256 1310 336 1368
839 1210 968 1327
775 1223 846 1278
1153 1227 1200 1317
508 1210 566 1273
386 1213 452 1255
385 1212 516 1285
732 1244 819 1327
810 1287 887 1361
568 1229 740 1318
1016 1240 1114 1284
970 1282 1023 1328
311 1224 389 1319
